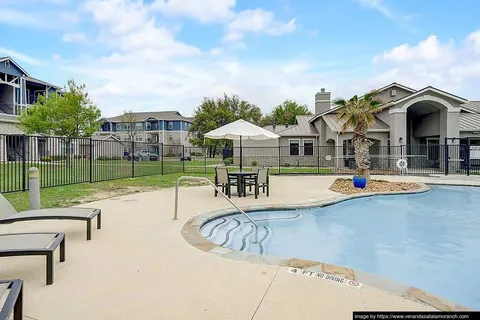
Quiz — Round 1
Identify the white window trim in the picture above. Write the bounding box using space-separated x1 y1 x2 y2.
168 122 173 129
289 139 300 156
303 139 314 156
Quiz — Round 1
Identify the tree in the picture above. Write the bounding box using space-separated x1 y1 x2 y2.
18 79 101 165
259 114 275 127
189 93 262 157
120 110 138 142
334 90 383 181
261 100 312 126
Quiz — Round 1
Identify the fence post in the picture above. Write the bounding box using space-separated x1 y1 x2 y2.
89 138 93 183
204 146 207 174
131 140 135 178
182 145 185 173
317 146 320 174
466 138 471 176
28 167 41 209
160 143 164 175
278 146 281 174
22 135 27 192
444 137 449 175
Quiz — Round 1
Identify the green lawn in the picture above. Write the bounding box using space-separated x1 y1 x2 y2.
1 161 334 210
0 158 223 193
4 172 215 212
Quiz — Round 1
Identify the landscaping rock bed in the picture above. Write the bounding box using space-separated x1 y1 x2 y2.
329 178 422 195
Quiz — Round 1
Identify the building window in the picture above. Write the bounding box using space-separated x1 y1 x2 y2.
168 134 173 141
304 140 314 156
135 135 143 142
289 140 300 156
5 60 10 68
168 122 173 129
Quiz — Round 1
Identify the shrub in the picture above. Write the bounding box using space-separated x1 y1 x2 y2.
191 152 203 156
51 155 67 161
165 152 176 157
251 160 258 167
74 155 83 159
40 156 52 162
223 157 233 165
284 163 290 167
96 156 110 161
111 156 122 160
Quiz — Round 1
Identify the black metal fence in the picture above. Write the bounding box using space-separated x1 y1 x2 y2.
1 134 478 193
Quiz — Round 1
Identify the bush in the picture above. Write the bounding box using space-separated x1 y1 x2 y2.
74 155 83 159
51 155 67 161
191 152 203 156
111 156 122 160
165 152 176 157
284 163 290 167
251 160 258 167
223 157 233 165
96 156 110 161
40 156 52 162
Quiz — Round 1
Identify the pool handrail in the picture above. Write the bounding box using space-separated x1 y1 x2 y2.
174 176 259 243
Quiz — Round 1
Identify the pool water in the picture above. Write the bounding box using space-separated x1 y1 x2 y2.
201 186 480 309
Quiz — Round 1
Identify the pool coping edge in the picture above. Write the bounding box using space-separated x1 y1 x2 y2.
181 183 475 312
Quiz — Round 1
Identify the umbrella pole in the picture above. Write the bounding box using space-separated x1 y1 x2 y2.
239 136 243 171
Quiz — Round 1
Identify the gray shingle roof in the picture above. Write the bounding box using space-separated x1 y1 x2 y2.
460 101 480 114
263 124 289 133
459 113 480 131
273 115 319 136
104 111 193 122
322 114 389 132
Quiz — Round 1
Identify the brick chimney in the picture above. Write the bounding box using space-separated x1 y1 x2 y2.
315 88 331 115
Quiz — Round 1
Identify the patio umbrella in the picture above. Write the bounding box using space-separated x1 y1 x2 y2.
204 119 280 171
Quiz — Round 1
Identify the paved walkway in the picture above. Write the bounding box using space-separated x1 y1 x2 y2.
1 175 477 319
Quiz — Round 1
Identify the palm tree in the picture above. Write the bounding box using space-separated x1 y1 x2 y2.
334 90 383 182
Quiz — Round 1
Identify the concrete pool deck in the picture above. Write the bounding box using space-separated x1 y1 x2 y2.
0 175 478 319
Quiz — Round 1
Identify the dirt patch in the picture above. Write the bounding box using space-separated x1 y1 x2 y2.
66 186 156 205
329 178 421 195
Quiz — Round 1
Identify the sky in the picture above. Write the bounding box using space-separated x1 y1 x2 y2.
1 0 480 117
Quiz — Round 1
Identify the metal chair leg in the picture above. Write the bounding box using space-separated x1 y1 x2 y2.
46 251 54 285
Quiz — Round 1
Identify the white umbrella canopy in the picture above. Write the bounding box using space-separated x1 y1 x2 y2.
204 119 280 170
204 119 280 140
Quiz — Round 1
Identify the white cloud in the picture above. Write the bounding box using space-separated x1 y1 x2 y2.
149 0 235 23
355 0 416 32
0 8 78 29
25 0 474 118
62 32 87 43
0 47 46 66
223 9 296 43
356 0 393 18
466 29 480 54
366 31 480 97
373 35 454 65
84 0 149 35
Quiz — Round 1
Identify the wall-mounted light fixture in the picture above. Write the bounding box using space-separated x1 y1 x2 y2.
399 137 403 144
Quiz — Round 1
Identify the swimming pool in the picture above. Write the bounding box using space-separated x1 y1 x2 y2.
200 185 480 309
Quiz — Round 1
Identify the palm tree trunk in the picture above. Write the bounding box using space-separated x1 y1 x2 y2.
353 133 374 182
